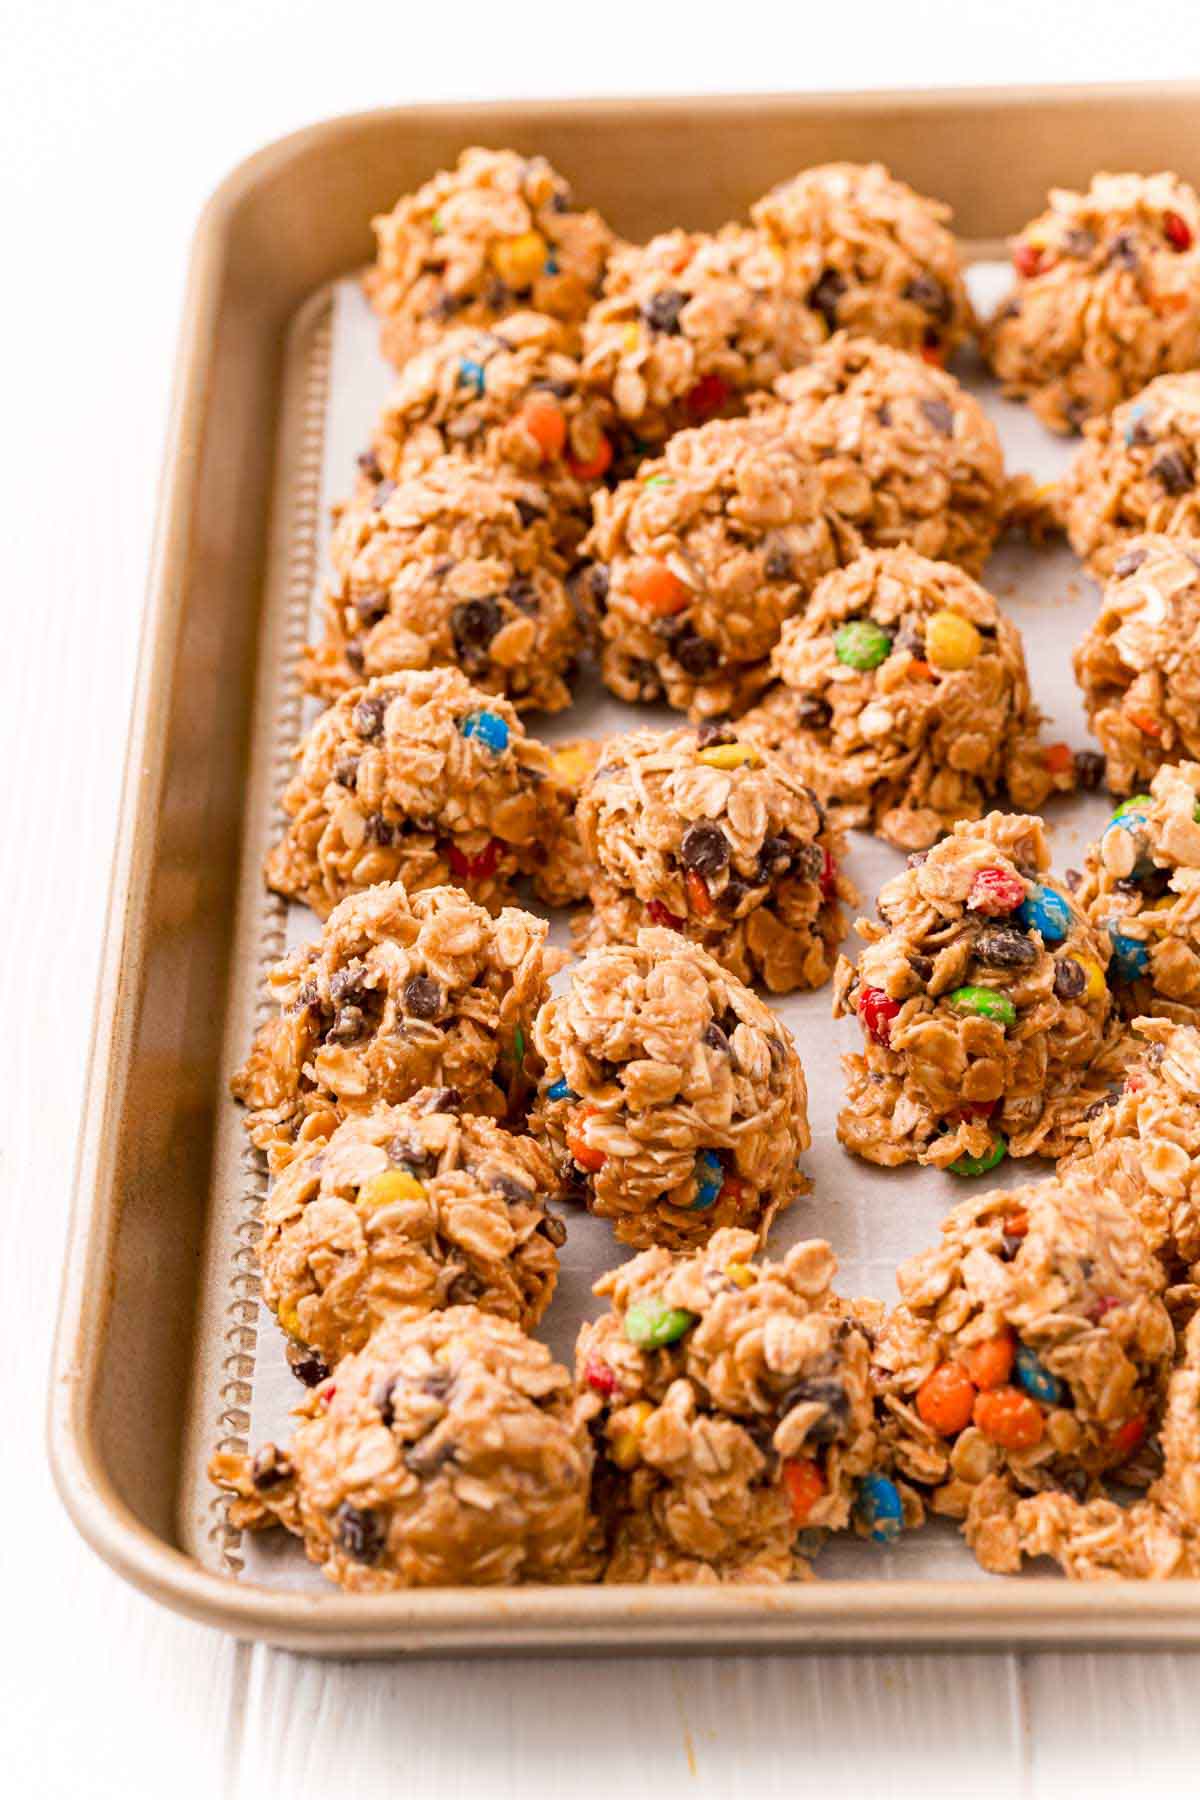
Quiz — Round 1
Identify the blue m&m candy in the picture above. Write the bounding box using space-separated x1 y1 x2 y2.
1014 1344 1063 1406
547 1077 577 1102
460 710 510 754
857 1473 904 1544
457 356 487 394
1017 883 1071 944
1106 922 1150 980
692 1149 724 1211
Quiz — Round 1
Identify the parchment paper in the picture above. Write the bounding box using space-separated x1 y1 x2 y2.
240 264 1114 1587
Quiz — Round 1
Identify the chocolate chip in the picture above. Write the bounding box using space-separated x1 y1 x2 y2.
1053 957 1087 1000
352 695 386 739
539 1212 568 1247
357 449 382 482
696 719 735 748
999 1233 1023 1262
624 657 665 700
721 874 755 913
876 401 893 427
334 755 360 788
764 538 795 581
450 596 503 665
1083 1092 1119 1122
371 479 396 510
809 268 846 333
335 1502 386 1564
419 1086 462 1114
703 1021 730 1054
907 850 930 869
579 562 609 607
507 578 539 614
373 1374 400 1427
974 926 1037 968
403 974 442 1019
432 293 463 321
1064 399 1092 434
781 1377 849 1443
681 821 730 876
1073 749 1106 789
795 694 832 731
1151 450 1192 495
904 273 951 320
1056 1468 1090 1502
673 632 719 677
363 812 396 846
286 1342 331 1387
251 1445 293 1491
423 1368 454 1400
354 588 390 625
895 627 927 658
344 637 365 674
327 1005 365 1043
758 835 797 880
1062 228 1097 259
920 399 955 436
1113 547 1148 578
640 288 688 334
529 377 574 398
1106 231 1139 270
487 1169 534 1205
405 1435 458 1477
908 954 934 982
329 960 367 1004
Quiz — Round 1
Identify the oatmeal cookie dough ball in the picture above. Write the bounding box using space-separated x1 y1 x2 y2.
265 668 569 917
306 456 585 711
870 1175 1174 1556
365 147 613 367
574 1229 877 1582
531 928 810 1251
209 1307 595 1590
257 1095 564 1367
750 162 974 362
740 548 1074 852
586 407 846 719
1074 765 1200 1021
579 227 823 450
1062 378 1200 575
1064 1018 1200 1284
1071 536 1200 791
772 335 1008 576
368 313 616 551
986 173 1200 435
573 723 855 993
833 811 1119 1170
231 882 557 1166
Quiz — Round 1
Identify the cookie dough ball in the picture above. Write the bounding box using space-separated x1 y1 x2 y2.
977 1311 1200 1579
986 173 1200 434
574 723 855 992
231 882 557 1166
306 456 585 711
1071 536 1200 789
258 1096 564 1366
1074 764 1200 1022
575 1229 876 1582
741 548 1073 851
532 928 810 1250
1062 377 1200 575
579 227 823 448
265 668 569 917
833 811 1119 1169
870 1176 1174 1552
1064 1018 1200 1284
772 335 1008 575
209 1307 595 1590
368 312 616 552
585 407 845 719
751 162 973 361
365 148 613 367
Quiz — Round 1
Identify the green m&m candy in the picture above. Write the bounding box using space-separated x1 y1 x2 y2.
834 619 892 671
949 985 1016 1027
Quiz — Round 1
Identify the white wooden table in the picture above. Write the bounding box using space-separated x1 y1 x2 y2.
7 5 1200 1793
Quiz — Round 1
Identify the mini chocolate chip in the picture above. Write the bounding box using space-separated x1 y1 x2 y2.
549 190 570 214
327 1005 366 1043
1073 749 1106 789
1151 449 1192 495
673 632 719 677
1053 957 1087 1000
364 812 396 846
335 1502 386 1564
1106 231 1139 270
580 562 609 606
1062 227 1097 259
540 1212 568 1247
486 279 513 308
764 538 795 581
403 974 442 1019
329 960 367 1003
722 874 755 913
251 1445 293 1491
1064 399 1092 433
908 954 934 982
529 377 574 398
795 842 826 883
286 1342 331 1387
419 1086 462 1114
681 821 730 876
781 1377 849 1443
487 1169 535 1205
759 835 797 880
1083 1092 1120 1121
809 268 847 333
354 588 390 624
625 657 665 700
507 578 539 614
373 1374 400 1427
920 398 955 436
974 926 1037 968
895 627 927 658
432 293 463 320
696 719 735 748
640 288 688 334
1056 1468 1090 1502
904 273 951 320
1113 547 1148 578
371 480 397 510
514 497 546 528
795 694 832 730
344 637 366 674
357 449 383 481
703 1021 730 1054
450 596 503 665
353 695 386 739
999 1233 1023 1262
876 400 893 427
907 850 929 869
333 755 360 788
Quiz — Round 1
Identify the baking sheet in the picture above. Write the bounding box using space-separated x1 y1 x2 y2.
239 262 1115 1589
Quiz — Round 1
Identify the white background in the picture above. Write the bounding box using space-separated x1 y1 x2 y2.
5 4 1200 1795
